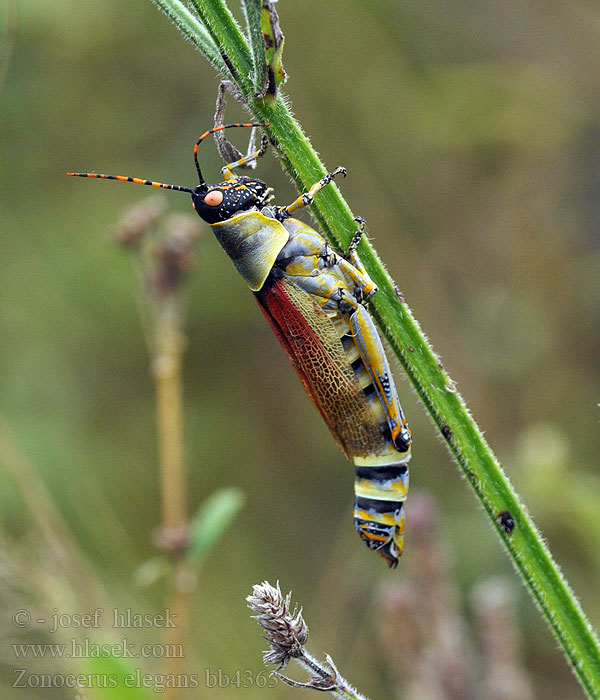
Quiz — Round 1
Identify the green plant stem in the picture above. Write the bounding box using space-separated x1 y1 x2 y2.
150 0 232 78
241 0 267 95
186 0 253 92
150 3 600 697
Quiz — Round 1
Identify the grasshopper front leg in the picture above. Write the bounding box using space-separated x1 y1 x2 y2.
276 167 347 220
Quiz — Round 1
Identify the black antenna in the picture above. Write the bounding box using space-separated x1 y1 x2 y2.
193 122 269 185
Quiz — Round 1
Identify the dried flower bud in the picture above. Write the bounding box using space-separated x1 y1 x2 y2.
113 196 167 246
164 214 202 249
247 581 308 668
149 214 202 295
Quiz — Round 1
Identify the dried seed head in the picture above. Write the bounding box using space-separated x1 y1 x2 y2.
150 214 202 294
247 581 308 668
113 195 168 246
164 213 203 249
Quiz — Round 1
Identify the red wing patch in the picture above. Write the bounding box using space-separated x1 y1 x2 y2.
255 279 385 459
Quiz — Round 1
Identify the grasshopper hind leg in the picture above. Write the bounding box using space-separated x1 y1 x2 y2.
349 305 411 452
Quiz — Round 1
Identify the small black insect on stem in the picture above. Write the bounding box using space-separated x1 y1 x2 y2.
497 510 516 535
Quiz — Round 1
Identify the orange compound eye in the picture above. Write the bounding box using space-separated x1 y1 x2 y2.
204 190 224 207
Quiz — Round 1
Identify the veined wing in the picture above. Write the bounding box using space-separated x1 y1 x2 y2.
255 278 387 460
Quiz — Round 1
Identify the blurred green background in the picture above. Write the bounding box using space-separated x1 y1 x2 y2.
2 0 600 698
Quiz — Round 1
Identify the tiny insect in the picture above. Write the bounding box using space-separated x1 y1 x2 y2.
497 510 515 534
68 123 412 567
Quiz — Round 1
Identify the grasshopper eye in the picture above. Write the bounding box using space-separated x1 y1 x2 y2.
204 190 224 206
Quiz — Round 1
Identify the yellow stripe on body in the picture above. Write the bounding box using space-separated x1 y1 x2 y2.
354 448 411 468
355 476 408 501
354 509 402 528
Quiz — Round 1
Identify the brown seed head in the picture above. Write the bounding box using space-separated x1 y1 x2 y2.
247 581 308 668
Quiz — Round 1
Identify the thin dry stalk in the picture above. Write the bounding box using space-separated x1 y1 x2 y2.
114 201 201 700
472 578 534 700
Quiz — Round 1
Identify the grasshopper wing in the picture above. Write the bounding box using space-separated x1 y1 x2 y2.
256 279 387 460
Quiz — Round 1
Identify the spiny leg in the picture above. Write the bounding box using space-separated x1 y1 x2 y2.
333 216 377 301
213 82 271 180
346 216 370 277
277 166 347 219
213 80 253 164
320 245 377 298
193 123 269 185
220 134 270 180
347 216 366 257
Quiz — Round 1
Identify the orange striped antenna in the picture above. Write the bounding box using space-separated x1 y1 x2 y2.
65 172 193 194
67 122 269 194
193 122 269 185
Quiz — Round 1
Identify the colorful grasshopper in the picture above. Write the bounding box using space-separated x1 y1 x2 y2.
68 123 412 567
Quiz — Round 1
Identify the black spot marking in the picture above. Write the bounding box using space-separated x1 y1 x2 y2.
441 424 453 442
497 510 515 534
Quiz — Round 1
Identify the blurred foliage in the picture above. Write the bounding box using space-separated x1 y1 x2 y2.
1 0 599 698
186 487 245 564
